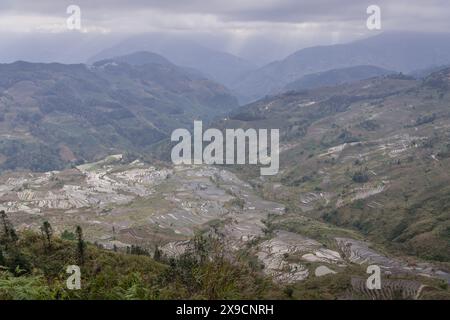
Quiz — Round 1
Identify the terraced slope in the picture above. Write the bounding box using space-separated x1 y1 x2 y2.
1 155 448 299
216 69 450 263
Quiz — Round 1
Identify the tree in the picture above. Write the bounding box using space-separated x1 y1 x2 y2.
154 245 162 262
129 245 149 256
61 230 76 241
0 211 18 249
352 171 369 183
40 221 53 251
0 248 5 266
76 226 86 265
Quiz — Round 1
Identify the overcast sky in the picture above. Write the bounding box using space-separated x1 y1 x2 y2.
1 0 449 64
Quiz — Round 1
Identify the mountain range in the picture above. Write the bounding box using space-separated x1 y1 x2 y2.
88 34 257 88
216 68 450 262
1 65 449 300
282 65 395 93
0 52 238 171
231 32 450 103
1 31 450 300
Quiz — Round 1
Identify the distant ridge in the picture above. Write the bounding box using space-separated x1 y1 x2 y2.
88 34 257 88
232 32 450 103
282 65 395 93
94 51 173 66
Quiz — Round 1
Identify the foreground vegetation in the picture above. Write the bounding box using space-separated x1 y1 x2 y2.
1 209 448 300
0 211 282 300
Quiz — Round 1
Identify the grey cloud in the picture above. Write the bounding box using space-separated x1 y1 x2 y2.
0 0 450 64
2 0 450 24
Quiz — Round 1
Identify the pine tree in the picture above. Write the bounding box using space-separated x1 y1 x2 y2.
0 248 5 266
0 211 18 249
40 221 53 251
76 226 86 265
154 245 162 261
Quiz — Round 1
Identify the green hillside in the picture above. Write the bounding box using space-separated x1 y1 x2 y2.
0 58 238 172
217 70 450 262
0 212 281 300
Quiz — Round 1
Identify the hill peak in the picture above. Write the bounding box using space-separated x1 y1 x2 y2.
93 51 172 67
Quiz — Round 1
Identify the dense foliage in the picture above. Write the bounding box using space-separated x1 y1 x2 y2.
0 211 282 300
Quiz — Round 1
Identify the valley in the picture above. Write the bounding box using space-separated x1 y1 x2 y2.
218 69 450 265
1 30 450 300
1 149 448 298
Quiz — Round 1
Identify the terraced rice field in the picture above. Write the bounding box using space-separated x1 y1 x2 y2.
1 154 447 292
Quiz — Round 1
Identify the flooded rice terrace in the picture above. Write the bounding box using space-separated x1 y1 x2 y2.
0 154 448 286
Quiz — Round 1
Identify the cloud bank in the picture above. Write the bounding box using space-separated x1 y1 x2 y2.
1 0 449 64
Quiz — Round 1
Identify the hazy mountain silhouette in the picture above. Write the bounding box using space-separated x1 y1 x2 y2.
232 32 450 103
282 65 395 93
88 34 257 88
